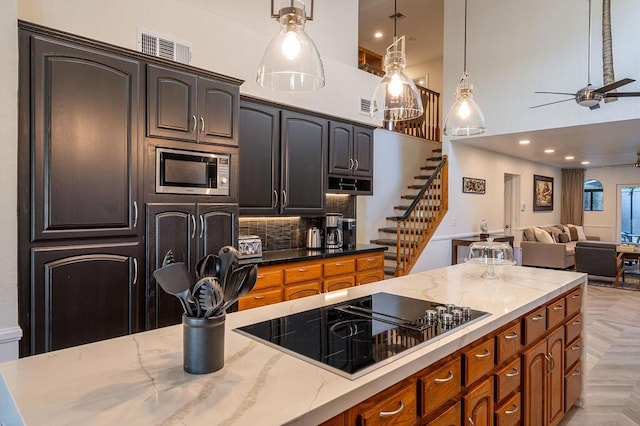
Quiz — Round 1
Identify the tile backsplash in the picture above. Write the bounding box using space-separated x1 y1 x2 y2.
239 195 356 251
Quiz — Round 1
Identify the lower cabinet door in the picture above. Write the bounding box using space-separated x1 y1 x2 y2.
463 377 494 426
523 339 546 426
324 274 355 292
547 327 565 426
495 392 521 426
430 402 461 426
30 241 142 355
284 281 322 300
357 269 384 285
564 361 582 412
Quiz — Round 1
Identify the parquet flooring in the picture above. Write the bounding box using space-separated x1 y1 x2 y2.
561 284 640 425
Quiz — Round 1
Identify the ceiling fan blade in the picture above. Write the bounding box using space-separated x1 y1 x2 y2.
594 78 636 93
529 98 574 109
603 92 640 98
534 91 576 96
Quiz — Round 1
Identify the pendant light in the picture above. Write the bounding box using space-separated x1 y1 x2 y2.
443 0 486 136
635 153 640 168
256 0 325 92
369 0 424 122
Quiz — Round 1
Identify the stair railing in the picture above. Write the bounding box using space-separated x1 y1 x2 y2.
394 155 448 276
386 86 441 142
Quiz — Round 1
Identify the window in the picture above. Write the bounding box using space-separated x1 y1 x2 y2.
584 179 603 211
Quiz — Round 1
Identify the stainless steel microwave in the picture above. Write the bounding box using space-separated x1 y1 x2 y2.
156 147 230 195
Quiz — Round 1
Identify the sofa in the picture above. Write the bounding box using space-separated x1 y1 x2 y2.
520 224 599 269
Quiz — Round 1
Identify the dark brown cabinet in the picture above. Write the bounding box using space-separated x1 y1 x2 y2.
147 64 238 146
239 101 327 216
146 203 238 328
329 121 373 178
30 35 140 241
30 242 142 354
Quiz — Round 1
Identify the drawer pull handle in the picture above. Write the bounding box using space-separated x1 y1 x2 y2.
379 401 404 418
298 268 308 272
257 274 266 279
553 305 564 311
254 295 266 300
505 405 519 415
571 344 581 350
335 263 344 267
504 331 519 340
571 294 581 299
572 320 581 325
532 314 544 321
572 370 581 376
474 349 491 359
434 371 454 383
366 258 376 262
505 368 519 377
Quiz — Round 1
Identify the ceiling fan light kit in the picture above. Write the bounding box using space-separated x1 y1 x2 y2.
369 0 424 122
256 0 325 92
443 0 486 136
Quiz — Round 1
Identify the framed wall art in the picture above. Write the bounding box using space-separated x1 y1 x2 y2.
462 177 486 194
533 174 554 211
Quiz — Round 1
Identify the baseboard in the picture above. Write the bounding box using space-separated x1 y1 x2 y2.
0 326 22 345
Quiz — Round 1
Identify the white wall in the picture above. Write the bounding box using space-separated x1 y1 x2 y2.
18 0 381 127
584 165 640 241
407 57 444 94
0 0 20 362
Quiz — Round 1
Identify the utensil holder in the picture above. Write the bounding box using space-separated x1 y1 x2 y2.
183 313 225 374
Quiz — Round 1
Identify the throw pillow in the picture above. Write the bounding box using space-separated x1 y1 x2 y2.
523 227 536 241
558 233 570 243
575 225 587 241
534 227 555 244
567 225 579 241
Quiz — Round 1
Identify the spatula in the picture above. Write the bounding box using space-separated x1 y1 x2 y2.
153 262 194 317
214 264 258 315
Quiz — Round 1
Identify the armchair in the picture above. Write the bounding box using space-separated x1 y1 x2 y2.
574 241 624 287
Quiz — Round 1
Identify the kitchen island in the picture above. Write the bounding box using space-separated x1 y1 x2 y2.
0 263 586 425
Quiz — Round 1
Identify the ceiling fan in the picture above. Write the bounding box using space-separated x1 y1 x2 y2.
531 0 640 110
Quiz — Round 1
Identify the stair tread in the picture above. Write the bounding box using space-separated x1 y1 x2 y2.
395 202 440 210
384 266 397 277
420 166 437 170
401 192 440 199
414 175 433 179
433 148 442 153
370 238 418 247
426 156 443 161
384 252 408 261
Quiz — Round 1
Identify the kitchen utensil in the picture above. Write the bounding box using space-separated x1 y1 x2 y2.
215 264 258 315
161 249 175 267
197 277 224 318
153 262 194 316
196 254 219 280
218 246 239 290
306 227 322 249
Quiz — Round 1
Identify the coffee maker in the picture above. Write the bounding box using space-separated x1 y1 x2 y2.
324 213 343 249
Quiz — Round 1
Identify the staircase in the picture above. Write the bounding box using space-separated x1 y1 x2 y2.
371 149 449 278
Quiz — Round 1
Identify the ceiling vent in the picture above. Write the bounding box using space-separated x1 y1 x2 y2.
137 28 192 65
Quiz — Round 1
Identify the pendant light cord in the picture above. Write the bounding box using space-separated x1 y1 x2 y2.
463 0 468 73
394 0 397 39
587 0 592 84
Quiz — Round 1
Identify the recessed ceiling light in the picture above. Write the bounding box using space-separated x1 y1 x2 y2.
374 31 383 39
518 140 530 145
581 161 590 165
544 149 555 154
565 156 575 160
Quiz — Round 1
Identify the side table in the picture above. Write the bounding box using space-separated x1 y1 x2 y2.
451 236 515 265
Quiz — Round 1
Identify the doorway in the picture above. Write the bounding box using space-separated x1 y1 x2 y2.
617 185 640 243
504 174 521 236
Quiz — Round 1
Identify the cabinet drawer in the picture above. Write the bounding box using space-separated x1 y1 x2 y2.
565 313 582 347
324 275 355 293
495 358 521 404
464 339 495 386
565 361 582 411
253 266 283 291
356 380 417 426
565 336 582 372
356 254 384 272
523 307 547 346
238 288 283 310
565 287 582 318
324 258 356 277
496 322 523 365
357 270 384 286
547 298 566 330
284 281 322 300
495 392 521 426
429 401 461 426
284 262 322 284
420 357 461 417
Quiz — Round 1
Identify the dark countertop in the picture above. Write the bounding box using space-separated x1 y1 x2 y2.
238 244 387 266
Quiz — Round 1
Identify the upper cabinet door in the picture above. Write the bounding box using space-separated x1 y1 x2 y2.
239 102 280 215
147 64 197 141
280 111 327 215
328 121 353 176
353 126 374 178
197 77 238 146
31 36 140 241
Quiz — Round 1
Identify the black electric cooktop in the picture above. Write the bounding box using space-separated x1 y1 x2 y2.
235 292 490 379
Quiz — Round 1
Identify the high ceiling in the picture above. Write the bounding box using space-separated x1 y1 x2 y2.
357 0 640 170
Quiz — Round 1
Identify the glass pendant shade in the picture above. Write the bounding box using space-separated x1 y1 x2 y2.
443 72 486 136
370 36 424 122
256 3 325 92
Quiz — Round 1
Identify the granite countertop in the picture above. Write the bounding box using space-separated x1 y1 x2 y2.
239 243 387 266
0 264 586 425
